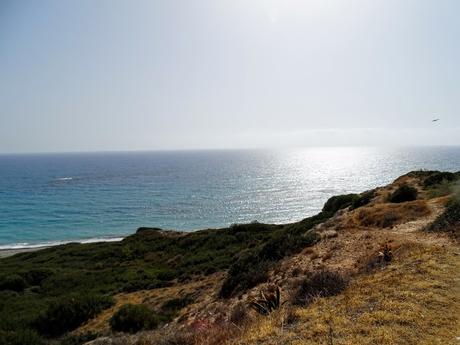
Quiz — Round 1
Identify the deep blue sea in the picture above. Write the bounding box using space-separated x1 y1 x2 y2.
0 147 459 249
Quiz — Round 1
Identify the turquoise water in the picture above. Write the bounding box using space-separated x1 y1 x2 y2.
0 147 459 248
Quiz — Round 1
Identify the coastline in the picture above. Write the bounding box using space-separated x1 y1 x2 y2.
0 236 124 259
0 246 48 258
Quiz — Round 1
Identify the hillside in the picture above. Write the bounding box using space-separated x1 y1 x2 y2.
0 170 459 345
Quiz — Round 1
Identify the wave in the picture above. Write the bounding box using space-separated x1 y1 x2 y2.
55 177 73 181
0 236 124 250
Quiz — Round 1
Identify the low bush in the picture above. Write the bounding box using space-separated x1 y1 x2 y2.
259 230 319 261
219 251 271 298
350 190 375 210
0 329 45 345
423 171 459 188
35 294 114 337
322 194 359 214
428 179 454 198
162 296 193 312
220 214 328 298
425 198 460 239
21 269 54 287
110 304 164 334
291 270 347 306
388 185 418 203
0 275 26 293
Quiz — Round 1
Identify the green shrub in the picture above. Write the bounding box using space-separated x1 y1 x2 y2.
423 172 458 187
0 291 19 312
388 185 418 203
110 304 163 334
0 275 26 293
219 251 271 298
259 230 319 262
350 190 375 210
428 179 454 198
0 329 45 345
291 270 347 306
220 214 328 298
35 294 114 337
322 194 359 214
21 269 54 287
161 296 193 316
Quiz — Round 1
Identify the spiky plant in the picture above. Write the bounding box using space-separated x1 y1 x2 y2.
249 286 282 315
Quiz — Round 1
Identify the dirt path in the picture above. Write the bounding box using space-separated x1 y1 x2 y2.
389 199 454 247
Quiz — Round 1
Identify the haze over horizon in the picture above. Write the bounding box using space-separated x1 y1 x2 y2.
1 0 459 154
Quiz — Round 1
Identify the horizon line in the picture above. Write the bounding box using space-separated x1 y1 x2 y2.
1 144 460 156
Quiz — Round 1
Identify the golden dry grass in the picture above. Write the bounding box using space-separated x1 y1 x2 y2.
75 273 224 335
353 200 431 228
236 243 460 345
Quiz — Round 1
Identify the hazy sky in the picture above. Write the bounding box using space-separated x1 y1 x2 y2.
1 0 459 153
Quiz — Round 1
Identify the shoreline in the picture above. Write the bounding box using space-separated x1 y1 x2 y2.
0 246 50 258
0 236 124 259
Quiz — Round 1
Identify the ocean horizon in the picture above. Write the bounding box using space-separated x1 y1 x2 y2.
1 146 459 249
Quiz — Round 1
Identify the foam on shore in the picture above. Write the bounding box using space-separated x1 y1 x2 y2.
0 236 124 251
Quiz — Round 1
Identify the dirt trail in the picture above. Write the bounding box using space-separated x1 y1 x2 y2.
388 198 454 247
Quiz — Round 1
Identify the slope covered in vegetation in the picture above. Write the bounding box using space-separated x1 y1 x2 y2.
0 204 330 343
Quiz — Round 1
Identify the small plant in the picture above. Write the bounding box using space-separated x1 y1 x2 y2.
423 171 458 188
379 243 393 262
161 296 194 318
0 329 45 345
0 274 26 292
388 184 418 203
322 194 360 214
229 302 248 325
292 270 347 306
35 294 114 337
283 307 299 325
110 304 164 334
350 190 375 210
249 286 283 315
219 251 271 298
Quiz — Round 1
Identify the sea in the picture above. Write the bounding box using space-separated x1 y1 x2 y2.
0 146 459 249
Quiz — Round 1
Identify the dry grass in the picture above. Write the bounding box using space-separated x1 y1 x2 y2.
353 200 431 228
235 243 459 345
75 273 224 335
127 242 459 345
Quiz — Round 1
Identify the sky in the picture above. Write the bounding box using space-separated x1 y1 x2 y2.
0 0 459 153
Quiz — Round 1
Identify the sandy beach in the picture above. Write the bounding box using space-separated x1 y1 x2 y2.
0 237 124 259
0 246 48 258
